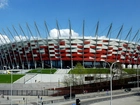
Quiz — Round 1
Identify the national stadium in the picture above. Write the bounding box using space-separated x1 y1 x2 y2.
0 21 140 70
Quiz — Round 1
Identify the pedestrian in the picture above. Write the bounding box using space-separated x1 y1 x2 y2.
1 94 4 98
7 96 9 100
106 89 108 95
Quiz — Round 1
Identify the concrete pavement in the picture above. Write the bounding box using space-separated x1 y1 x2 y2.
0 88 139 105
90 96 140 105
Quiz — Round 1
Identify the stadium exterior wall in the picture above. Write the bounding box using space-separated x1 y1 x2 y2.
0 37 140 70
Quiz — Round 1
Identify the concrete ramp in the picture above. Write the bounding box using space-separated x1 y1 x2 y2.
55 69 71 74
14 73 37 83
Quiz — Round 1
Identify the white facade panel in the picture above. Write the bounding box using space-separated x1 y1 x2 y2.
33 54 37 57
101 55 107 57
50 54 55 56
90 49 95 52
66 54 71 56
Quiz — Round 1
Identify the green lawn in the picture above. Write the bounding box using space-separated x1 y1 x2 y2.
123 68 138 74
27 68 57 74
70 68 110 74
0 68 56 83
0 74 24 83
0 68 138 83
69 68 139 74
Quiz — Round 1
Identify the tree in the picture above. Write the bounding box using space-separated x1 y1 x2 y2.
63 62 86 87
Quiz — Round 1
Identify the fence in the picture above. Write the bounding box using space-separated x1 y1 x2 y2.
0 89 58 96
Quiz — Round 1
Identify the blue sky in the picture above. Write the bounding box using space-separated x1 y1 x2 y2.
0 0 140 40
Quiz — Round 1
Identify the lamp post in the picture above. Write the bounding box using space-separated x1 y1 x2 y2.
137 66 139 92
110 61 119 105
11 65 14 105
70 68 72 100
103 61 120 105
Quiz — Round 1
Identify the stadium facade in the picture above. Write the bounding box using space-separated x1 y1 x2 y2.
0 22 140 70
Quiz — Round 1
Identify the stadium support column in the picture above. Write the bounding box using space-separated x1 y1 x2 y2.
0 42 7 70
27 22 43 69
26 23 36 69
124 28 132 68
56 20 62 69
130 30 139 68
0 35 11 70
7 27 23 69
34 61 37 69
13 25 29 69
115 25 123 62
22 63 24 69
0 32 13 70
94 21 99 68
34 22 44 69
105 23 112 63
2 30 18 69
82 20 85 67
19 24 36 69
44 21 53 69
0 56 3 70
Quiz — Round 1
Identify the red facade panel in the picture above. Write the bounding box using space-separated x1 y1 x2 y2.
77 50 83 53
77 46 83 49
103 40 108 42
123 44 128 48
108 47 113 50
40 46 48 49
118 48 122 50
97 44 102 46
84 41 90 44
102 49 107 54
59 41 65 45
90 46 96 49
60 50 66 53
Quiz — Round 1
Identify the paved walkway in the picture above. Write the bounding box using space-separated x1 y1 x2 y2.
90 96 140 105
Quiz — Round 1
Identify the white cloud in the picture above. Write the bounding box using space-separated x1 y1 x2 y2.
99 36 106 39
0 34 10 44
30 36 41 40
49 28 79 38
14 35 28 42
0 0 8 9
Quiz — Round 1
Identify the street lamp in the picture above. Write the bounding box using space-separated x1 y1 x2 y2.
11 65 14 105
70 70 72 100
102 60 120 105
69 65 73 100
110 61 119 105
137 66 140 92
